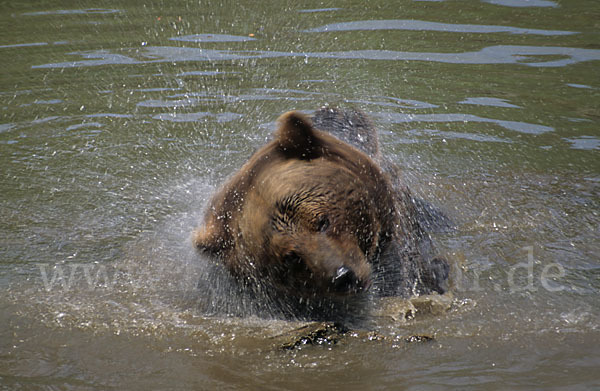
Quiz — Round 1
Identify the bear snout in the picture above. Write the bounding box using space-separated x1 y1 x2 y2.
331 265 371 295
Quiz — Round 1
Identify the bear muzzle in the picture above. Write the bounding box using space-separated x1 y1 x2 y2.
270 231 373 297
331 265 372 295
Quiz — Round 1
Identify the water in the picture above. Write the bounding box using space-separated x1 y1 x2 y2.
1 0 599 389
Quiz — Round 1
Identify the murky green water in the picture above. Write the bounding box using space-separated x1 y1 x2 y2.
1 0 599 389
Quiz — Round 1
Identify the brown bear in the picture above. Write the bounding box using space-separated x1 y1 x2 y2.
194 107 448 317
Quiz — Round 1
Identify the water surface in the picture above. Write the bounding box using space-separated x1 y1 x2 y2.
1 0 599 389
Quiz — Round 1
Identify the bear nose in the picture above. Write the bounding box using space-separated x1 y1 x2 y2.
332 266 358 293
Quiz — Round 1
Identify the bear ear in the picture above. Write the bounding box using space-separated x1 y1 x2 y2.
275 111 320 159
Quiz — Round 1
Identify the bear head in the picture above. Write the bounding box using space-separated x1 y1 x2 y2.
194 111 399 301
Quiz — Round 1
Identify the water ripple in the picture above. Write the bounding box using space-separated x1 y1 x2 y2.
566 83 595 90
0 42 48 49
298 8 342 13
137 98 202 109
22 8 121 16
406 128 513 143
170 34 256 43
153 112 243 123
346 97 438 109
304 19 575 36
66 122 104 131
306 46 600 67
85 113 134 119
415 0 559 6
0 123 16 133
375 112 553 134
34 99 64 105
32 45 600 69
564 137 600 151
482 0 558 8
177 71 234 76
459 97 521 108
137 90 311 108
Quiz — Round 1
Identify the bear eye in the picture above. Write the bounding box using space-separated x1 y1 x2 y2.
282 251 308 275
316 215 330 232
282 251 303 265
